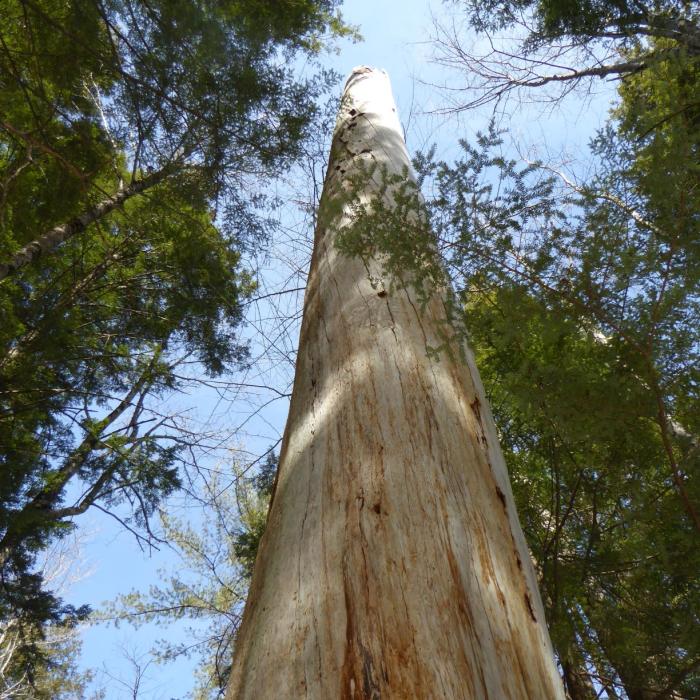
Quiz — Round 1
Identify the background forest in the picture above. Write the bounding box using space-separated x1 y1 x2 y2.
0 0 697 698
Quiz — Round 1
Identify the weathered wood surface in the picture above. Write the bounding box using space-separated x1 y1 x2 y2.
226 66 565 700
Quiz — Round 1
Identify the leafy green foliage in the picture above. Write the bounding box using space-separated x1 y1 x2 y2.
0 0 345 684
107 456 277 699
235 450 278 577
461 0 698 44
1 618 95 699
0 534 97 698
0 175 253 621
427 119 697 696
466 282 698 698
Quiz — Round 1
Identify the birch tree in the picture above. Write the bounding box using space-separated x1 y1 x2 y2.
225 67 564 699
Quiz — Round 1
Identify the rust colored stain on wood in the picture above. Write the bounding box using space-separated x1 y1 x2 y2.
469 397 489 447
524 593 538 623
495 484 507 509
341 568 362 699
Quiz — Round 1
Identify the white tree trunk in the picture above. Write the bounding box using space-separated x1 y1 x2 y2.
226 67 565 699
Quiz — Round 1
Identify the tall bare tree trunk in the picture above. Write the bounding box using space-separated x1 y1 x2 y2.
226 67 565 699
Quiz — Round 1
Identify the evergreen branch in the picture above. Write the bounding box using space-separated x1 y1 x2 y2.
0 351 161 565
0 168 171 282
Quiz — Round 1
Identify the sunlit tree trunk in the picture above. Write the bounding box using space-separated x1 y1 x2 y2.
226 67 565 699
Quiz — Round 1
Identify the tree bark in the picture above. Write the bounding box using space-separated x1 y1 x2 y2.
225 67 565 699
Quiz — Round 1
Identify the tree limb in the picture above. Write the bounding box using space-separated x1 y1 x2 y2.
0 352 160 565
0 167 172 282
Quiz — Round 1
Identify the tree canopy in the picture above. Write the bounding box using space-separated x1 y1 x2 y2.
436 0 700 109
0 0 347 690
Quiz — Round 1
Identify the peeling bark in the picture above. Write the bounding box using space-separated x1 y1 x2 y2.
225 67 565 699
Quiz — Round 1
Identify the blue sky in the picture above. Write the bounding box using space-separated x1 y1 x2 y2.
64 1 616 697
